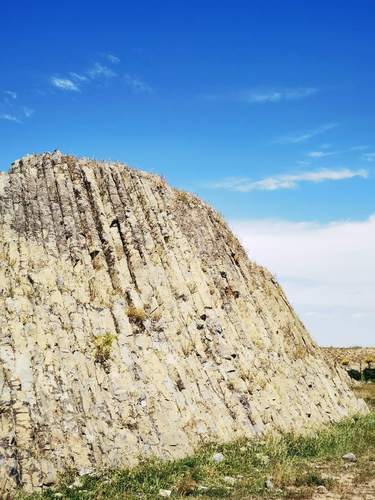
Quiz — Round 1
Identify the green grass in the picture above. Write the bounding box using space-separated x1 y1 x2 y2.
19 409 375 499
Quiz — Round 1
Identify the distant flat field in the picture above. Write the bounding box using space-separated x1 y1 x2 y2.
323 347 375 370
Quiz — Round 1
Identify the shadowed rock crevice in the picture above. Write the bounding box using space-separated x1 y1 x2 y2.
0 151 367 492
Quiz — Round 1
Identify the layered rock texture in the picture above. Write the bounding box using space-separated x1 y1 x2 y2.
0 152 367 492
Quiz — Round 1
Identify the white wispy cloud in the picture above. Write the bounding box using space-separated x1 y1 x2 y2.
4 90 17 100
51 77 80 91
307 146 373 160
124 74 153 93
209 168 368 192
202 86 318 104
70 72 89 82
51 57 116 93
265 143 371 171
22 107 34 118
230 215 375 346
106 53 120 64
1 91 33 124
0 113 21 123
363 152 375 162
297 160 311 166
274 123 339 144
350 145 369 151
308 150 337 158
88 62 116 79
243 87 317 103
49 53 152 96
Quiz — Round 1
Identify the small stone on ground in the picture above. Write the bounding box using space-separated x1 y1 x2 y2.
265 478 274 489
159 489 172 497
212 452 224 463
342 452 357 462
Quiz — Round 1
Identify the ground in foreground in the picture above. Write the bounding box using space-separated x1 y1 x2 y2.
19 384 375 499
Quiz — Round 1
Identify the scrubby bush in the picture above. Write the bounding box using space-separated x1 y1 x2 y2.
347 368 375 382
365 355 374 368
127 307 148 322
363 368 375 382
347 369 361 381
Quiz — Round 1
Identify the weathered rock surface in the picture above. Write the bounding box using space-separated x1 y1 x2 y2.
0 152 367 492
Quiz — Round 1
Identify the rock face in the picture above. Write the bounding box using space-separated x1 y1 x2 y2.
0 152 367 491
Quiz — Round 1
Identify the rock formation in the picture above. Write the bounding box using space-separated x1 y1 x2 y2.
0 152 367 492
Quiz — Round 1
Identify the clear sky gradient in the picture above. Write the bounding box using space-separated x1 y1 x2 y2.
1 1 374 345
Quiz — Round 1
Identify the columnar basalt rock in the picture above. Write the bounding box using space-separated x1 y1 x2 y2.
0 152 367 492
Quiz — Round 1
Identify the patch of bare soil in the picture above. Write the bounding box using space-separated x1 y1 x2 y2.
281 458 375 499
311 469 375 499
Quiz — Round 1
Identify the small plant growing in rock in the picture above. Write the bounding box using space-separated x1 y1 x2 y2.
155 175 167 191
341 357 350 366
151 309 162 322
181 338 194 356
127 306 148 322
94 333 116 364
175 472 197 495
187 282 198 294
175 189 190 204
62 155 77 168
295 345 306 360
224 285 240 299
91 252 103 271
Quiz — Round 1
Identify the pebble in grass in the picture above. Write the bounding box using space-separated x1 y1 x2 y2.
159 489 172 497
256 452 270 465
342 452 357 462
223 476 236 485
265 478 274 489
67 478 83 490
197 485 209 491
212 452 224 463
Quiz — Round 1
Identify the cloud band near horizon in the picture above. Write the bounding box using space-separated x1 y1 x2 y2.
230 214 375 347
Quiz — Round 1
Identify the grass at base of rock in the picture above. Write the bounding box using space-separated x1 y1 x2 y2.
19 402 375 499
353 381 375 409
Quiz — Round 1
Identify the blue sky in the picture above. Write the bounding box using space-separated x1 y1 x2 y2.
1 0 374 345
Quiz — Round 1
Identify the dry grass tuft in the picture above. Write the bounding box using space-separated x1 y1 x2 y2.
353 383 375 409
127 306 148 322
175 189 190 204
